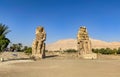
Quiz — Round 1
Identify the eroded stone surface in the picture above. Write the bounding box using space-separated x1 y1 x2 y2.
77 26 97 59
32 26 46 59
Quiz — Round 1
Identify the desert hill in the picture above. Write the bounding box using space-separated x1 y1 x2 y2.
46 38 120 51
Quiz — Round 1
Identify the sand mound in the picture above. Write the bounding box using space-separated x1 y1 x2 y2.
46 38 120 51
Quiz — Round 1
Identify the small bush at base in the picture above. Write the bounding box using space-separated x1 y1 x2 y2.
24 47 32 54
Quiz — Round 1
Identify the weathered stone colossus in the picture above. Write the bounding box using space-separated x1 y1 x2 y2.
32 26 46 59
77 26 97 59
77 26 92 55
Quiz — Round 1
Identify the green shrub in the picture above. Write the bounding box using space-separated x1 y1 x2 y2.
92 48 118 55
45 50 48 52
64 49 78 53
117 47 120 54
92 48 99 53
24 47 32 54
54 50 60 52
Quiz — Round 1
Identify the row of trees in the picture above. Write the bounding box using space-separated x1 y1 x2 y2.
0 23 32 53
63 49 78 53
92 48 120 55
9 43 32 54
10 43 23 51
52 48 120 55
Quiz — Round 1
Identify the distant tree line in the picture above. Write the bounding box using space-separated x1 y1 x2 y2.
10 43 23 52
10 43 32 54
92 48 120 55
52 49 78 53
50 48 120 55
63 49 78 53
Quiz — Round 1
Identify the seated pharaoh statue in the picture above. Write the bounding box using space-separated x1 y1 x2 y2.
77 26 92 55
32 26 46 59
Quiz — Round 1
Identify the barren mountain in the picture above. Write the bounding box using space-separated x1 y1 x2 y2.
46 38 120 51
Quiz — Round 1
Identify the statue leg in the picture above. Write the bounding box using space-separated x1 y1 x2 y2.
84 40 91 54
79 41 84 55
37 41 43 58
32 40 37 56
41 43 45 58
87 41 92 53
83 41 87 54
77 42 80 54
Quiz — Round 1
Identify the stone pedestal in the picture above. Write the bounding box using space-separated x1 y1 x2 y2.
82 53 97 59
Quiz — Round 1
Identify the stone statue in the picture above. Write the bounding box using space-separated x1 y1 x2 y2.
32 26 46 59
77 26 92 55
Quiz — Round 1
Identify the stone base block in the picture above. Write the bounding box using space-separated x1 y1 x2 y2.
82 53 97 59
31 54 43 60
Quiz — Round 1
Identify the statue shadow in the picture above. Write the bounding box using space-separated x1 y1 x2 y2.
45 55 58 58
2 58 33 62
1 55 59 62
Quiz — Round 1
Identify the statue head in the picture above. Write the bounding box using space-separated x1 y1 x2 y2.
36 26 44 34
79 26 87 33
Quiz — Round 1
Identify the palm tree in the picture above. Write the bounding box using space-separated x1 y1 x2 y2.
0 23 10 52
0 23 10 37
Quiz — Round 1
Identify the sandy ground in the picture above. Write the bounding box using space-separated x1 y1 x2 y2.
0 59 120 77
0 52 120 77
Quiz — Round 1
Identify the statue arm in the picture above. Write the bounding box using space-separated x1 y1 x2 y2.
41 32 46 42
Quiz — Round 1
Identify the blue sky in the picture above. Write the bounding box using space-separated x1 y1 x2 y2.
0 0 120 46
